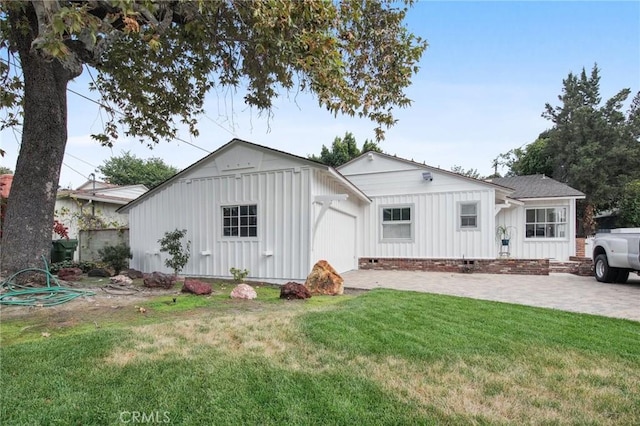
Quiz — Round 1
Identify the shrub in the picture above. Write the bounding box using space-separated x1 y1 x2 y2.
49 260 97 274
158 229 191 276
230 267 249 282
98 243 132 274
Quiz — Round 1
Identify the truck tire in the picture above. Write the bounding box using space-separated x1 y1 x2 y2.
594 254 618 283
615 269 629 284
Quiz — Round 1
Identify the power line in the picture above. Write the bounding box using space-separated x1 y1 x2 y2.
67 87 213 154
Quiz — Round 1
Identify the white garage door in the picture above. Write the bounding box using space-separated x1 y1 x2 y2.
312 208 357 273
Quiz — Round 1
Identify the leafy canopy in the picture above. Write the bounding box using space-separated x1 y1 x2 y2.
97 151 179 188
1 1 427 144
309 131 383 167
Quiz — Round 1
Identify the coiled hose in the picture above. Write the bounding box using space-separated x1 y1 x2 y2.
0 257 95 307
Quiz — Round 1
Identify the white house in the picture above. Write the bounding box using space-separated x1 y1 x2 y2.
119 139 585 280
118 139 369 281
339 153 585 263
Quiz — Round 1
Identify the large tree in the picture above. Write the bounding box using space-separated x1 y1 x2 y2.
98 151 178 188
0 1 426 273
309 131 383 167
497 65 640 233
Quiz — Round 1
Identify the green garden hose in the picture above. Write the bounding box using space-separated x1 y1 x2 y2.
0 257 95 307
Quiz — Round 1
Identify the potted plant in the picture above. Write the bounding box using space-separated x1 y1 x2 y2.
496 225 512 246
51 220 78 263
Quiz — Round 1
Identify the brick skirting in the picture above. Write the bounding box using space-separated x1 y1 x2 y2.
359 258 550 275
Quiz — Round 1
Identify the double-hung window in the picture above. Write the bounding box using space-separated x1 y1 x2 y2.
222 204 257 237
525 207 566 238
381 206 413 241
459 202 478 229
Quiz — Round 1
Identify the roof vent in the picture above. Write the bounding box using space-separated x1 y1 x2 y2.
422 172 433 181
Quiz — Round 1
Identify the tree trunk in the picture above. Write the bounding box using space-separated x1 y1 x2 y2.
0 6 79 274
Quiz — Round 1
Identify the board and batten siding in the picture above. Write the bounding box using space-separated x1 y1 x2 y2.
340 157 498 259
128 167 313 281
496 198 577 261
357 190 495 259
310 169 364 273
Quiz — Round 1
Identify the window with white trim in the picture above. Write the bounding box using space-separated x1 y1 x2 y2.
381 206 412 240
525 207 567 238
459 202 478 229
222 204 257 237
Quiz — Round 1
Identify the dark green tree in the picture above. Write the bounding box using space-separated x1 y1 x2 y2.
617 179 640 227
497 65 640 233
97 151 178 188
0 1 426 273
0 166 13 175
495 132 554 178
309 132 383 167
542 65 640 233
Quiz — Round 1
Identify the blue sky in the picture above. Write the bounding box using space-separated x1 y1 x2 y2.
1 1 639 188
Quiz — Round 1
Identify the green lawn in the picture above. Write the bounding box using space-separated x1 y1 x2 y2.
1 287 639 425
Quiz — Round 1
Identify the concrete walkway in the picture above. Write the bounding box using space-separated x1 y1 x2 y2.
342 270 640 321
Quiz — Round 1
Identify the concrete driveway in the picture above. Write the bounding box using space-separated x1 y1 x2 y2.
342 270 640 321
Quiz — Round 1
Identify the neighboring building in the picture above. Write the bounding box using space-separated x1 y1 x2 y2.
119 139 585 281
55 181 148 260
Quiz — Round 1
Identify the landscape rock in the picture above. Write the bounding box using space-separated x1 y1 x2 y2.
182 279 212 295
280 282 312 300
122 268 144 279
304 260 344 295
230 283 257 300
110 275 133 286
57 267 83 281
143 272 176 289
87 268 113 277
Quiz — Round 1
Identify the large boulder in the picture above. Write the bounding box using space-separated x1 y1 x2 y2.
304 260 344 295
182 279 213 295
143 272 176 289
110 275 133 286
280 282 312 300
57 267 83 281
230 283 257 300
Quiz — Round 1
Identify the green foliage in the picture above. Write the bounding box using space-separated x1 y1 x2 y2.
617 179 640 227
48 260 97 274
229 267 249 283
0 166 13 175
158 229 191 276
97 243 132 275
495 133 555 177
497 65 640 233
309 132 383 167
97 151 178 188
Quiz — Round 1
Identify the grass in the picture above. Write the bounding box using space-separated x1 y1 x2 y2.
1 287 639 425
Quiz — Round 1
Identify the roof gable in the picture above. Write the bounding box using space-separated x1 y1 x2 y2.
118 139 369 212
339 151 512 192
488 175 585 199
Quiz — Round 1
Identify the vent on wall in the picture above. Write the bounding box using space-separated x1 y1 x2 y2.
422 172 433 181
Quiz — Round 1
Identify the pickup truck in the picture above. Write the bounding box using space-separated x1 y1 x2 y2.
592 228 640 283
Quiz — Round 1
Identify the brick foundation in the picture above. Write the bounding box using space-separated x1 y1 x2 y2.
359 258 550 275
576 238 586 257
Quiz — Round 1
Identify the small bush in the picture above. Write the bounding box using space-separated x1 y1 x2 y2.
98 243 132 275
158 229 191 276
230 267 249 282
49 260 97 274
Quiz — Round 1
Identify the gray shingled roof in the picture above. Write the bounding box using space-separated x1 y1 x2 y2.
488 175 585 199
